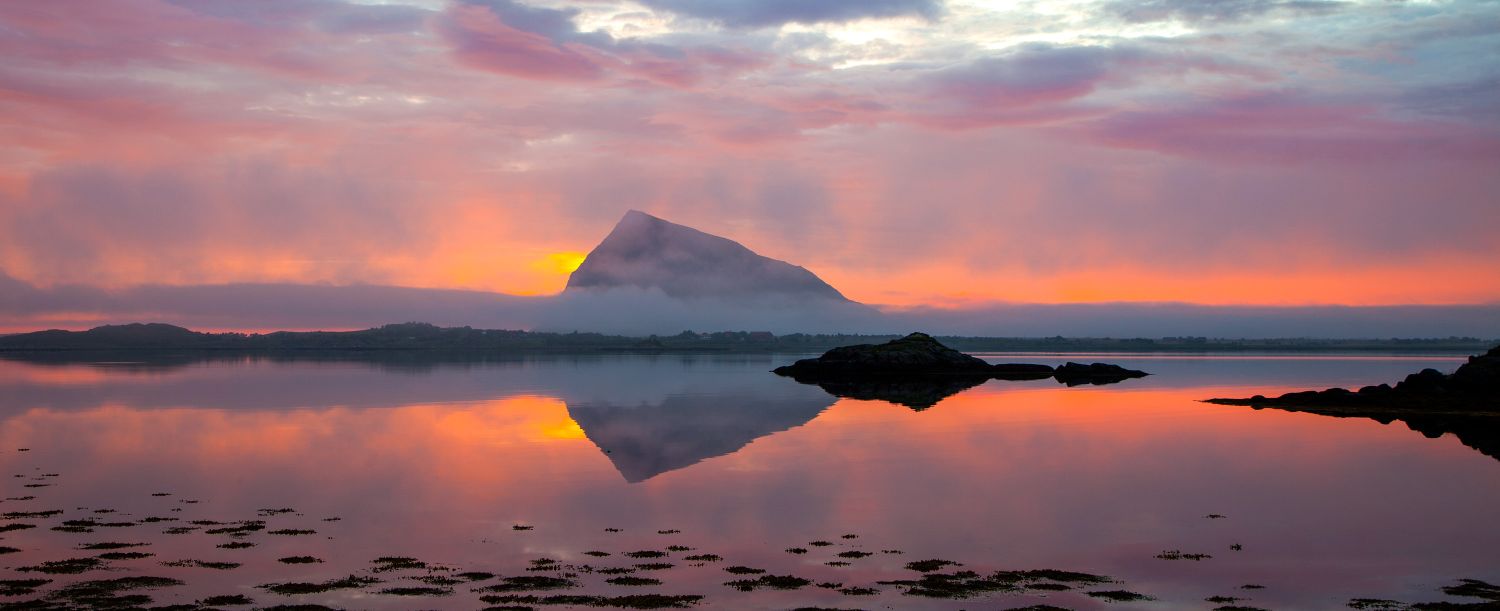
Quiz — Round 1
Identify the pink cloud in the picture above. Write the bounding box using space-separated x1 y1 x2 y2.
605 45 773 88
905 43 1273 130
1081 92 1500 161
0 0 361 81
0 0 1497 317
439 4 604 82
437 2 772 89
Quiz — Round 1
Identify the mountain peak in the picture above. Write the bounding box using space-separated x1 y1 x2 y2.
610 209 676 239
565 211 850 302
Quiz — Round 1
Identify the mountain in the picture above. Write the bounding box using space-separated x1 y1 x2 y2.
564 210 851 301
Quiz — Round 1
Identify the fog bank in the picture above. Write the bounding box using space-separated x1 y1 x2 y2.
2 273 1495 338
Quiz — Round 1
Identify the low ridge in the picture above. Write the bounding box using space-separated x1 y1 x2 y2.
1208 345 1500 410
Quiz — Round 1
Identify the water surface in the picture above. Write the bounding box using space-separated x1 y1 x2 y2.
0 353 1495 609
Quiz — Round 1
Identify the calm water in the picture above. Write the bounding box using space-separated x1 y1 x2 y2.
0 353 1496 609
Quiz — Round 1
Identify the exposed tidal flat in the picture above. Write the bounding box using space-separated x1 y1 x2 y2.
0 353 1497 609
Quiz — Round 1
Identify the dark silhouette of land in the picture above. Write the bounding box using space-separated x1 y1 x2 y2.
773 332 998 376
1052 362 1151 386
772 333 1149 409
1208 345 1500 459
0 322 1491 357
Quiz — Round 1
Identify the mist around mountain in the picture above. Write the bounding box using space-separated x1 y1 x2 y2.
2 210 1498 338
543 210 879 334
566 210 849 302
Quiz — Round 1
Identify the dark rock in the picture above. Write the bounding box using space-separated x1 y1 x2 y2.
1449 346 1500 392
1206 345 1500 460
1442 577 1500 601
1210 344 1499 410
1052 362 1149 386
990 364 1055 380
772 333 998 410
1398 368 1449 393
774 333 996 377
775 334 1148 407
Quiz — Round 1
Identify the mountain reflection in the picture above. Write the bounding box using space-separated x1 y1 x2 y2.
0 353 845 483
5 352 1493 482
567 384 835 482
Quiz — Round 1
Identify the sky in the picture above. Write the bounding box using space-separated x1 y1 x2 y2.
1 0 1498 332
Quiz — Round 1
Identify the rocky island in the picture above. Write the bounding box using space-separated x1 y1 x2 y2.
773 332 997 377
1207 345 1500 459
772 333 1149 409
1053 362 1152 385
774 332 1148 381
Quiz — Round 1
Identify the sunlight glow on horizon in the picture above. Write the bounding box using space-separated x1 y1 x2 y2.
0 0 1495 323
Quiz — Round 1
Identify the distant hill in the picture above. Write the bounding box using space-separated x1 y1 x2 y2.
0 322 624 352
0 323 217 350
0 322 1493 355
565 210 850 301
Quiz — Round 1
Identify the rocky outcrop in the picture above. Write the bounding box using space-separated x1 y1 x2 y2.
772 333 1019 410
990 363 1056 380
1053 362 1150 386
1206 345 1500 461
773 333 1149 409
773 332 995 377
1208 345 1500 411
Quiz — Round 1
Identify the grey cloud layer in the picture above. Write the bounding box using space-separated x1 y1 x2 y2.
637 0 942 28
1106 0 1348 24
